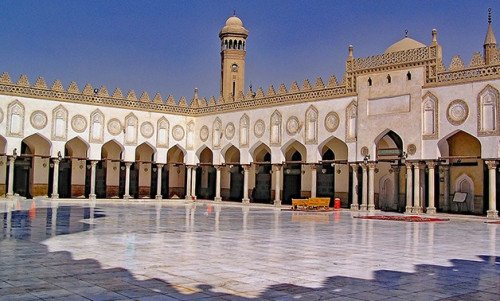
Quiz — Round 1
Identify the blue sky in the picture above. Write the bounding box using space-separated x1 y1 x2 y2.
0 0 497 102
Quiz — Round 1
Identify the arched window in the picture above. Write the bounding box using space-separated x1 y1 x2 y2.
387 74 391 83
368 78 372 86
407 71 412 80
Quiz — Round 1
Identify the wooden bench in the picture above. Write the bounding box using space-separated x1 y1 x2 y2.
292 198 309 210
292 197 330 210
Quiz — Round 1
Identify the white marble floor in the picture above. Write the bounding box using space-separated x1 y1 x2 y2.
0 200 498 300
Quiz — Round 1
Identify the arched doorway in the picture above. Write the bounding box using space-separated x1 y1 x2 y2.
283 151 302 204
196 147 215 199
282 140 306 204
64 137 89 198
317 148 335 203
251 143 272 203
100 140 123 198
17 134 51 198
375 130 404 211
167 145 186 198
438 131 483 214
135 143 156 198
223 145 243 201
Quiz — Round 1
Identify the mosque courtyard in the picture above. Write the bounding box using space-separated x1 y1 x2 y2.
0 199 498 301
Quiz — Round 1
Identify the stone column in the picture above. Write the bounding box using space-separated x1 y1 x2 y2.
273 164 282 206
360 164 368 211
51 158 60 199
191 167 197 200
367 162 376 212
214 165 222 202
242 165 250 204
123 162 132 200
405 162 413 214
6 156 16 197
413 162 422 214
155 164 163 200
185 166 192 200
486 161 498 219
350 163 359 210
426 161 437 214
442 165 450 212
310 164 317 198
392 165 401 211
89 160 98 200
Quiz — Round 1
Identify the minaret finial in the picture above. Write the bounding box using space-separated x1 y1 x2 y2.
233 9 236 16
488 8 492 24
405 30 408 37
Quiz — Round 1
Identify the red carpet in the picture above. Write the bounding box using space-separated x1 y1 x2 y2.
354 215 449 222
485 221 500 224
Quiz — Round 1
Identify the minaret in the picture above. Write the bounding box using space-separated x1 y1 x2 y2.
484 8 497 65
219 14 248 101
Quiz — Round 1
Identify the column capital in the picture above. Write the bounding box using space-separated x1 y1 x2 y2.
309 163 318 170
90 160 99 166
485 160 498 169
8 155 16 162
214 165 223 171
51 158 60 164
405 162 413 169
412 162 423 169
367 162 377 169
426 161 437 169
124 162 133 167
273 164 282 171
156 163 164 168
242 164 251 171
349 163 358 169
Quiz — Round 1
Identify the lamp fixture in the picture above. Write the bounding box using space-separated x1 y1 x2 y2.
363 154 370 164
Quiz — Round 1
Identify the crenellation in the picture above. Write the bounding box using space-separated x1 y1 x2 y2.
126 90 137 101
208 96 216 106
315 77 325 89
278 83 287 94
34 77 48 90
255 87 265 98
17 74 30 87
82 83 93 95
302 79 312 91
112 87 123 99
327 75 338 87
97 86 109 97
52 79 65 92
153 92 163 104
67 81 80 94
140 91 150 102
0 72 12 84
469 52 485 67
199 96 207 107
449 55 465 71
178 96 188 107
290 81 300 93
267 85 276 96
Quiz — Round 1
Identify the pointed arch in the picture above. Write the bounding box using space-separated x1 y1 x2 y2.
270 110 282 146
7 99 25 137
124 112 138 145
167 144 186 164
196 145 213 164
249 141 271 162
374 129 403 160
281 139 307 161
305 105 318 144
65 136 89 158
438 130 481 158
239 114 249 148
317 136 348 160
101 139 124 160
51 105 68 141
157 117 170 148
477 84 499 136
135 142 156 161
221 143 240 163
22 133 51 156
89 109 104 143
422 92 439 139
